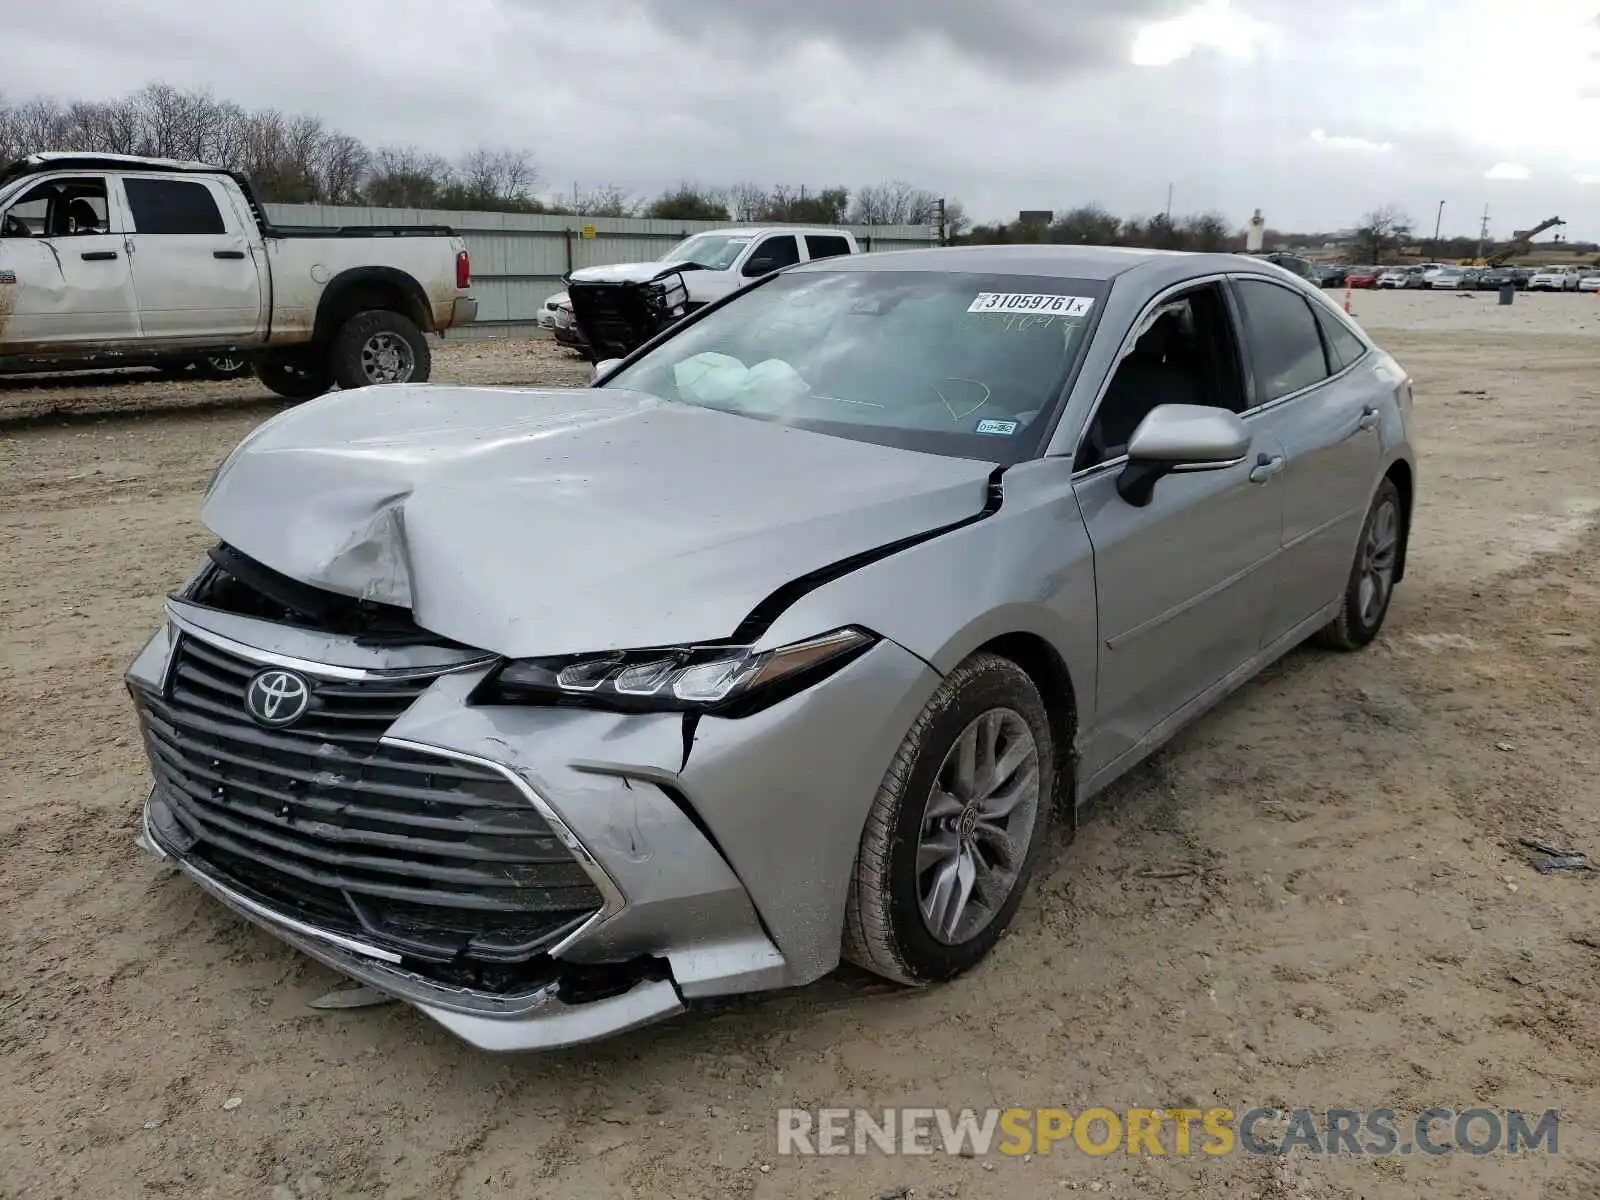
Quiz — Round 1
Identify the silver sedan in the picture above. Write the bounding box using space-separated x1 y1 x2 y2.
127 245 1416 1050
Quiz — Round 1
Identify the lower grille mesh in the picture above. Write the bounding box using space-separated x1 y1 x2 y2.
135 634 604 983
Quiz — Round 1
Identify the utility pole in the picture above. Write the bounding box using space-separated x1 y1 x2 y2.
1432 200 1445 257
1164 183 1174 222
1476 204 1490 263
935 197 948 246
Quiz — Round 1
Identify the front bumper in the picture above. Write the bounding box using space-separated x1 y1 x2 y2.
127 602 939 1050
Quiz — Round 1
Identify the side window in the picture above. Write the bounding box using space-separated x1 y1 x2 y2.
1233 279 1330 404
742 234 800 277
805 234 852 262
1312 306 1369 372
1077 283 1247 471
123 178 226 235
1 177 109 238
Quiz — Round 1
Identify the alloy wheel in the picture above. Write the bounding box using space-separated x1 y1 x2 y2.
916 707 1042 945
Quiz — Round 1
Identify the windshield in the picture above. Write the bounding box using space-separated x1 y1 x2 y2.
664 232 752 270
600 270 1104 463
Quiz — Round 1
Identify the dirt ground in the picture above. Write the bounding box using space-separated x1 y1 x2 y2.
1 294 1598 1199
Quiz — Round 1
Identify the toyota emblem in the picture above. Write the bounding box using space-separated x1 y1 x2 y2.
244 668 312 727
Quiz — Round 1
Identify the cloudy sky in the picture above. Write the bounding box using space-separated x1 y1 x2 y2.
7 0 1600 236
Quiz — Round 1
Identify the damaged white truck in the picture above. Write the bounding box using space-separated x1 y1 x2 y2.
0 153 477 395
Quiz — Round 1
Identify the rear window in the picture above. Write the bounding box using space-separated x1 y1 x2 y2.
124 178 226 235
806 234 852 261
601 270 1106 464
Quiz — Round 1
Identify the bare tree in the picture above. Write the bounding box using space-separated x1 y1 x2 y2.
849 180 940 226
1355 205 1413 263
727 182 771 222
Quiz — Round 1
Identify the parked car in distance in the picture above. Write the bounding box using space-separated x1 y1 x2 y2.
1346 267 1381 289
128 244 1416 1051
1509 267 1536 288
1475 267 1517 290
1252 251 1319 282
1379 266 1425 289
1315 264 1350 287
0 153 477 396
1527 265 1581 291
1579 272 1600 293
537 290 588 352
1428 267 1472 290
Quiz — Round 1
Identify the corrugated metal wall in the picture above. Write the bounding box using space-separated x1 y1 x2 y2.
262 203 941 334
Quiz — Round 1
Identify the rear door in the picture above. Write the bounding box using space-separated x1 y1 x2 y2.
122 174 265 341
1228 275 1384 644
0 173 140 349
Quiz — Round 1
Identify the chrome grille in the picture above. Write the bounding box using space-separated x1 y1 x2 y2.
133 633 604 979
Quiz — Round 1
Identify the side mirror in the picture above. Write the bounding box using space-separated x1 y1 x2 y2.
743 257 775 278
1116 404 1252 507
590 358 622 384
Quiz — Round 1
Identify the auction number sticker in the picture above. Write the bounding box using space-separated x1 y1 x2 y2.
968 293 1095 316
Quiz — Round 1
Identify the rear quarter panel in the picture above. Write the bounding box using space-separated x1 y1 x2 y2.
263 234 466 345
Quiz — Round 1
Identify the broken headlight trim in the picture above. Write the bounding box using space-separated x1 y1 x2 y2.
475 627 877 715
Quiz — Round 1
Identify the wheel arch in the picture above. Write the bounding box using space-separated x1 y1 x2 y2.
313 267 434 341
968 630 1079 812
1383 458 1414 582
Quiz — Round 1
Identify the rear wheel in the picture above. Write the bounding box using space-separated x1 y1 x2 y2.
1315 478 1403 651
329 310 430 389
844 653 1055 985
254 352 332 401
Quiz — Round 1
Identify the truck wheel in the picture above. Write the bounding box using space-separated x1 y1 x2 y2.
330 310 430 389
254 353 332 401
203 354 252 380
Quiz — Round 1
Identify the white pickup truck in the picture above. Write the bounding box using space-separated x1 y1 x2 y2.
0 153 478 397
560 226 859 360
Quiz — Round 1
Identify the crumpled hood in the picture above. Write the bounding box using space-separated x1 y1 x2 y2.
201 385 996 657
567 261 672 284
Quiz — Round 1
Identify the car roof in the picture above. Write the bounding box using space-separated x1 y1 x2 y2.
694 225 852 237
0 151 221 190
790 242 1242 282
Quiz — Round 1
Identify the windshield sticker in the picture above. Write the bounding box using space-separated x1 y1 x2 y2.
968 293 1095 317
975 419 1019 436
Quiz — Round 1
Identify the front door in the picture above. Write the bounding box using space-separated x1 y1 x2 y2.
123 174 263 340
1071 281 1285 775
0 173 141 351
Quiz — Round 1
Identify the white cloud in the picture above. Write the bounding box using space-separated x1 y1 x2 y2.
1309 129 1393 153
1577 173 1600 184
1485 162 1531 180
1131 0 1271 66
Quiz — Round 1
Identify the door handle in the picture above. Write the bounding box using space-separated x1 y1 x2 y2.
80 250 118 261
1248 452 1285 484
1357 405 1380 431
214 250 246 260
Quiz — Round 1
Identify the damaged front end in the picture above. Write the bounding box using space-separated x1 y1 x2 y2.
564 266 690 362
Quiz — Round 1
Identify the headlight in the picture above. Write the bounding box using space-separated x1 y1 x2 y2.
473 627 876 715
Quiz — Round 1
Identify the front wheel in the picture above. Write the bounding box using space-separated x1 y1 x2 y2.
1315 478 1404 651
843 653 1055 985
254 352 332 400
329 310 430 390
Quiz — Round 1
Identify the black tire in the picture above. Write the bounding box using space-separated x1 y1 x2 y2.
843 653 1056 985
329 310 430 390
1315 477 1404 651
254 353 332 401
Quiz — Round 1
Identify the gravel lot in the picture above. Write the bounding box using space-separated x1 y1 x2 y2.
2 293 1598 1198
